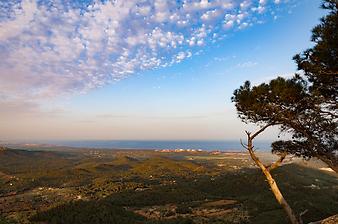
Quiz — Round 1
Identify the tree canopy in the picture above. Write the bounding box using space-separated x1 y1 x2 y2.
232 0 337 172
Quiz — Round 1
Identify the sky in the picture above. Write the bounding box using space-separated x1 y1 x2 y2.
0 0 324 142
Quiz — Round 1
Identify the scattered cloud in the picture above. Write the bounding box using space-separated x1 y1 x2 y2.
237 61 258 68
0 0 290 104
0 97 65 117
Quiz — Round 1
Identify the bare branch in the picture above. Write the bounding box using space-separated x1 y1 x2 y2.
299 209 308 224
240 139 248 150
252 146 256 152
251 123 275 140
266 152 287 171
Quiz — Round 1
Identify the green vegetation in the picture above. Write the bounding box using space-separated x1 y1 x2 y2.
0 217 17 224
30 201 146 224
1 147 337 224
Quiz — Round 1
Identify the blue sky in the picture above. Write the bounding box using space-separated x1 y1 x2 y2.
0 0 323 141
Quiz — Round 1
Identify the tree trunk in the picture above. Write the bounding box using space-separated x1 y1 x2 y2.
261 165 300 224
246 134 300 224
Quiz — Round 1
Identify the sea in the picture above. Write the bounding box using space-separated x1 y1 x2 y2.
41 140 273 151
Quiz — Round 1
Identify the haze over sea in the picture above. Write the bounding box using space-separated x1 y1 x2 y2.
39 140 272 151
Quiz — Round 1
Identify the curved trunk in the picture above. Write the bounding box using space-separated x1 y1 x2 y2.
261 164 300 224
246 134 300 224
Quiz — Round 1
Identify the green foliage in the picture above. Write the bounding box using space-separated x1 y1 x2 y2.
106 185 208 207
0 217 17 224
232 0 337 171
143 218 195 224
29 164 338 224
2 148 338 224
176 204 192 214
30 200 146 224
293 0 337 103
232 77 308 124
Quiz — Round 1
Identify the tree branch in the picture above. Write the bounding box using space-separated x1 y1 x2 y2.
266 152 287 171
251 123 281 140
319 110 338 118
240 139 248 150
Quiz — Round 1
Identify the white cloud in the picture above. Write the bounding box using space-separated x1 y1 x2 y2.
197 40 204 46
237 61 258 68
138 5 151 16
224 20 234 29
176 52 186 61
240 0 252 10
0 0 290 105
201 9 222 21
0 0 37 41
183 0 212 12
